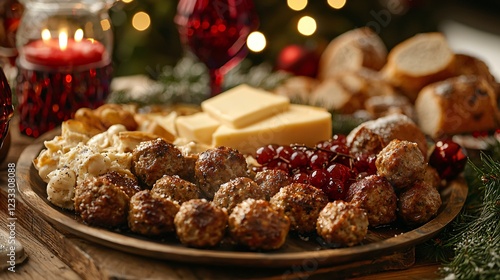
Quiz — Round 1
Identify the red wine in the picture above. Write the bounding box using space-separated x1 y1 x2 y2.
176 0 258 71
16 63 112 138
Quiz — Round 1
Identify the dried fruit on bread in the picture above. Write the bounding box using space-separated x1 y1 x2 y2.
415 75 500 138
382 32 456 102
318 27 387 80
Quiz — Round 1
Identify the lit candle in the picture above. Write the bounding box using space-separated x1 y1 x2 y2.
22 29 106 68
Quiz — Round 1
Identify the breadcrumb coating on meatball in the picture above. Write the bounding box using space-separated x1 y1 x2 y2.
375 139 426 189
152 175 200 204
174 199 228 248
270 183 328 233
128 190 180 236
213 177 266 214
229 199 290 250
316 200 368 247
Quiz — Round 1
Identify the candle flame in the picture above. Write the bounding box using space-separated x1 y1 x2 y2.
74 29 84 42
41 29 51 42
59 30 68 50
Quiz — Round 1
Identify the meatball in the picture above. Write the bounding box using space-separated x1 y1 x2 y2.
152 175 200 204
213 177 266 214
99 171 142 198
375 139 426 190
270 183 328 233
128 190 180 236
398 180 442 226
423 165 443 190
195 146 248 199
346 175 397 227
131 138 188 188
74 176 129 228
229 199 290 250
174 199 228 248
253 169 292 200
316 201 368 247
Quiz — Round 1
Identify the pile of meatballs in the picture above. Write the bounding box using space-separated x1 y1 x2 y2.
73 136 442 251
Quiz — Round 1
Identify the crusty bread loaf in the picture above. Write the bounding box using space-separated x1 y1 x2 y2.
310 68 395 114
318 27 387 80
382 33 456 102
415 75 500 138
453 53 499 96
347 113 428 160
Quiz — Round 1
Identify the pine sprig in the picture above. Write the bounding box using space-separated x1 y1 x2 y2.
438 153 500 280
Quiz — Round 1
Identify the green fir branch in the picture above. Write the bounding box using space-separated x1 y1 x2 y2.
437 153 500 280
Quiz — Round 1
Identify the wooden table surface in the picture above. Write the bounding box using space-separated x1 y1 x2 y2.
0 116 444 280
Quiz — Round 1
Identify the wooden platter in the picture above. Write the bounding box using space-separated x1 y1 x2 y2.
16 129 468 268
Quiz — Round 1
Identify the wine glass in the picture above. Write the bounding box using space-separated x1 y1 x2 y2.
175 0 259 97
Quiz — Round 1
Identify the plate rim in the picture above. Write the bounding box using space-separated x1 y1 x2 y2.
16 129 468 267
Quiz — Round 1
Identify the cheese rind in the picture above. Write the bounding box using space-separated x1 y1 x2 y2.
175 112 220 145
201 84 290 128
212 104 332 154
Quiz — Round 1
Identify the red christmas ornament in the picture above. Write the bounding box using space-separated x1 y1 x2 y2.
275 44 319 78
429 140 467 180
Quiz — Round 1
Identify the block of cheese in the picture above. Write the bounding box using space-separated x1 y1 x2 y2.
213 104 332 154
201 84 290 128
175 112 220 145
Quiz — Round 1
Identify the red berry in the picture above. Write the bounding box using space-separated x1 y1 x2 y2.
429 140 467 180
277 145 294 161
354 154 377 175
326 163 351 183
329 144 351 166
255 144 279 165
289 150 308 170
310 169 329 188
267 158 289 173
309 150 330 169
321 179 347 201
293 172 310 184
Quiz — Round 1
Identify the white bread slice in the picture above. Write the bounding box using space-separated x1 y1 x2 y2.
318 27 387 80
382 33 456 102
415 75 500 138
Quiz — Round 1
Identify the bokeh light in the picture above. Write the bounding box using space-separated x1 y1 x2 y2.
247 31 267 52
297 16 317 36
287 0 308 11
132 12 151 31
327 0 347 9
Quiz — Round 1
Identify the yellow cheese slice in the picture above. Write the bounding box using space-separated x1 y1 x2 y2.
212 104 332 154
201 84 290 129
175 112 220 145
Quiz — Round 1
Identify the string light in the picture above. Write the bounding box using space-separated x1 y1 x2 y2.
327 0 346 9
247 31 266 52
297 16 316 36
132 11 151 31
287 0 307 11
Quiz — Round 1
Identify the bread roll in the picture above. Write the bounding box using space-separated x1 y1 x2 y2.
318 27 387 80
382 33 456 102
311 69 395 114
415 75 500 138
453 53 500 96
347 113 428 160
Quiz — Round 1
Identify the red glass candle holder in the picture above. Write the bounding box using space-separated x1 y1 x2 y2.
0 66 14 149
15 0 114 137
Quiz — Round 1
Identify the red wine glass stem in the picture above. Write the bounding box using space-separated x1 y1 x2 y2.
209 68 223 97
